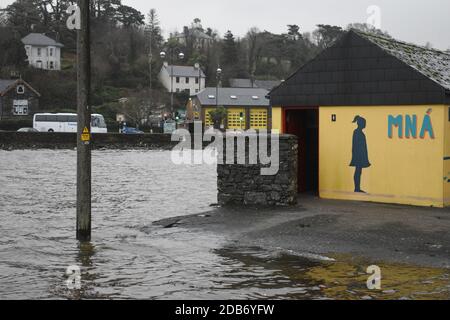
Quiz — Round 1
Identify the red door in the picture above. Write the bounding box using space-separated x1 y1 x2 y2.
284 108 319 194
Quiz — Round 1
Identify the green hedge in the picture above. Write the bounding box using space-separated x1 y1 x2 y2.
0 119 33 131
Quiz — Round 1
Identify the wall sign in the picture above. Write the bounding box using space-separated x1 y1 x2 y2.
388 109 435 139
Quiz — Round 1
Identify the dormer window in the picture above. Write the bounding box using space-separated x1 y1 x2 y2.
230 95 237 99
17 85 25 94
252 96 259 100
208 95 215 99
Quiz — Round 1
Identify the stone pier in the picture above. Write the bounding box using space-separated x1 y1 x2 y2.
217 134 298 207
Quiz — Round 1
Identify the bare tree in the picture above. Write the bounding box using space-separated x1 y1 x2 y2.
0 6 7 26
245 27 263 78
120 93 151 128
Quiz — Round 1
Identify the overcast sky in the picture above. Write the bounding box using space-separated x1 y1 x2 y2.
2 0 450 50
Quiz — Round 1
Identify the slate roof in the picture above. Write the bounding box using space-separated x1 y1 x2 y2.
0 80 16 94
195 87 269 107
229 78 254 88
21 33 64 48
255 80 283 91
163 65 206 78
0 79 41 97
356 30 450 91
270 30 450 106
230 78 282 90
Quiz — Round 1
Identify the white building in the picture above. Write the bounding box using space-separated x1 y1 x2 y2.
21 33 64 71
159 63 206 96
171 20 214 51
172 29 214 51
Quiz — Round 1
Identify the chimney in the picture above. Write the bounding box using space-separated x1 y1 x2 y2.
194 63 200 70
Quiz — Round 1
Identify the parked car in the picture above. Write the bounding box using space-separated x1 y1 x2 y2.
17 128 39 133
122 127 144 134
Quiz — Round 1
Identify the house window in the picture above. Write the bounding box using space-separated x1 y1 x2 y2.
186 77 190 84
195 89 199 93
195 77 199 84
13 100 29 116
37 48 41 56
176 77 180 83
176 89 180 93
50 61 54 69
49 48 54 57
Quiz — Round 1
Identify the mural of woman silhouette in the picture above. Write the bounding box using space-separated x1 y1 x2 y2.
350 116 371 193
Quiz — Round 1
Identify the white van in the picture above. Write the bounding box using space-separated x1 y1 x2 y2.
33 113 108 133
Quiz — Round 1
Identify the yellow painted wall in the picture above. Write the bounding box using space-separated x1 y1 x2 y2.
227 108 246 130
444 106 450 206
272 107 282 133
319 105 445 207
203 108 214 127
249 108 268 129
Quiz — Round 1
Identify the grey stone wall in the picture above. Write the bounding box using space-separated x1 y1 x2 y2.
218 134 298 207
0 132 178 150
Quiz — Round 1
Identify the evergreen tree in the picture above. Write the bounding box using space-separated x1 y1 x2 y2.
221 30 238 67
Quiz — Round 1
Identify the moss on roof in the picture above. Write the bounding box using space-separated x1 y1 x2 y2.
354 29 450 91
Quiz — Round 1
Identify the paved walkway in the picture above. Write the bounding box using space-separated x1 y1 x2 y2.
157 196 450 268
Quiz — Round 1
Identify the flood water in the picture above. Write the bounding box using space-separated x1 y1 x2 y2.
1 150 449 300
0 150 313 299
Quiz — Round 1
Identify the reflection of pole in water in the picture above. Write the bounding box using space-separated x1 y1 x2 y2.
64 241 97 299
77 241 95 268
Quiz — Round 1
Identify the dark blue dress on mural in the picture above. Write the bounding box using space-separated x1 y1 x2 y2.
350 116 370 193
350 129 371 168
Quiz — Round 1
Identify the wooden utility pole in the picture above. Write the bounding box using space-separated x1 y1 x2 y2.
76 0 92 242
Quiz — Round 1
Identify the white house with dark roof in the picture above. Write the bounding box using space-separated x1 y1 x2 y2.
171 20 214 51
21 33 64 71
172 29 214 50
159 63 206 96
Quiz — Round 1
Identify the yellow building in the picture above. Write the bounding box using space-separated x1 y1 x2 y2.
192 87 270 130
270 30 450 207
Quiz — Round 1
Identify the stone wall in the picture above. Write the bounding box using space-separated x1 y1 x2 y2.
0 132 178 150
217 134 298 207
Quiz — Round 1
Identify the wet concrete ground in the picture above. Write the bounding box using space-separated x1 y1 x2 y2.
156 195 450 299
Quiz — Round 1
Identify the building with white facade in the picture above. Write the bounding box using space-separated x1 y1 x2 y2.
21 33 64 71
159 63 206 96
171 20 214 51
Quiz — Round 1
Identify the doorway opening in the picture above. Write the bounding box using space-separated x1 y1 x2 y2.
284 108 319 194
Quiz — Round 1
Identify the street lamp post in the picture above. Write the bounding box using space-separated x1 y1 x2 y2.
197 62 203 93
216 67 222 108
160 49 184 117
